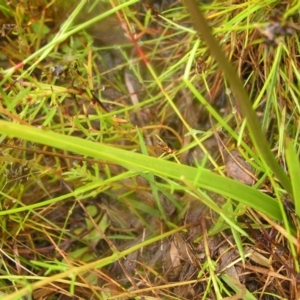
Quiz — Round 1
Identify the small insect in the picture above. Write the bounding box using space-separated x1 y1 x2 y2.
155 135 180 162
1 24 17 37
155 135 176 155
195 57 206 74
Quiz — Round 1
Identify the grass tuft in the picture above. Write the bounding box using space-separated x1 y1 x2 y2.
0 0 299 299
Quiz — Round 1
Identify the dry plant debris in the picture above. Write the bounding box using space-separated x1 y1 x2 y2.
0 0 299 299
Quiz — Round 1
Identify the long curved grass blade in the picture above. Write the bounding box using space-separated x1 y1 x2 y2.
183 0 292 197
0 120 281 220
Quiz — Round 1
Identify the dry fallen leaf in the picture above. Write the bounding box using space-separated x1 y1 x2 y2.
225 149 254 185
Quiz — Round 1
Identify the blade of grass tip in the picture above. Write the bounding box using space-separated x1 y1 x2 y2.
285 138 300 218
220 274 256 300
284 2 300 19
183 0 292 198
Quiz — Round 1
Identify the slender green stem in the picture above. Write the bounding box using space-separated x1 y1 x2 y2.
184 0 292 197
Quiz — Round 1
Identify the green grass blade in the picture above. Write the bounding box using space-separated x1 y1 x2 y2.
285 138 300 217
0 120 281 220
184 0 292 197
